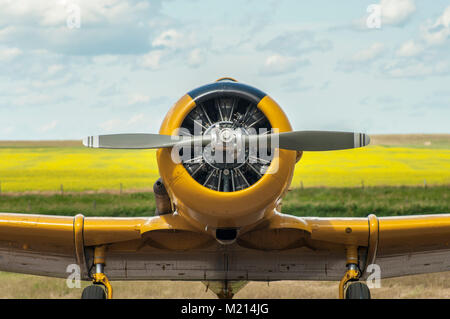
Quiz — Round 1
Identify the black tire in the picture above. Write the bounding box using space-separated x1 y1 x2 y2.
345 282 371 299
81 285 107 299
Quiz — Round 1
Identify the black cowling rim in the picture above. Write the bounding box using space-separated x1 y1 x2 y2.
187 81 267 105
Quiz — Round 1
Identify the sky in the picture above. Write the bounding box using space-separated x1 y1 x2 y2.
0 0 449 140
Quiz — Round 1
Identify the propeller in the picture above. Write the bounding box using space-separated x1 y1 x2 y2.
248 131 370 151
83 131 370 151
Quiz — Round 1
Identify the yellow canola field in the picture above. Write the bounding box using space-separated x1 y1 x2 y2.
292 146 450 188
0 145 448 193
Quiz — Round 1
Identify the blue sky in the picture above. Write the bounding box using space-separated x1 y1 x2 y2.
0 0 449 140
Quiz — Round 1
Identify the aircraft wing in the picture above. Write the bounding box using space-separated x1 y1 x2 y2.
238 213 450 280
299 214 450 279
0 213 147 279
0 212 449 281
365 214 450 278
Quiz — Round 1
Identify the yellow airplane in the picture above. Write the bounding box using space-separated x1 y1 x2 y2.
0 78 449 299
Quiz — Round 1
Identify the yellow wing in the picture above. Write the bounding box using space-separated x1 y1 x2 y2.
0 212 213 280
0 213 146 279
307 214 450 279
0 212 449 281
237 213 450 280
373 214 450 278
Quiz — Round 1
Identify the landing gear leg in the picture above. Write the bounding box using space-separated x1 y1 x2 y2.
339 245 370 299
81 245 113 299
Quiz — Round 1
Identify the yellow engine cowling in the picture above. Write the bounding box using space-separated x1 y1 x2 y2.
156 80 297 235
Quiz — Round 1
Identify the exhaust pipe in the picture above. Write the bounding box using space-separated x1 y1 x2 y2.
153 178 172 216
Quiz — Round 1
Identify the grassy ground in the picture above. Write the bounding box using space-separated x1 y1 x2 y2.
0 272 449 299
282 186 449 217
0 186 447 217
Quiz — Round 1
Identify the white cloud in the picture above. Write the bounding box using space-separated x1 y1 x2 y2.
0 0 165 55
396 40 423 57
0 0 65 27
187 48 204 68
38 120 58 132
46 64 65 76
0 0 155 27
151 28 203 54
128 94 150 106
260 54 308 76
351 0 416 29
0 126 14 135
258 30 332 55
92 55 119 64
382 60 450 78
385 6 450 78
351 43 385 62
149 29 207 68
421 6 450 46
12 93 53 107
99 119 122 132
152 29 183 49
0 26 15 40
98 114 153 132
337 43 385 72
126 113 145 126
31 73 73 88
0 47 22 61
140 50 164 70
380 0 416 26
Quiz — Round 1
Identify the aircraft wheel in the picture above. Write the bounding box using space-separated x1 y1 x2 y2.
345 282 371 299
81 284 107 299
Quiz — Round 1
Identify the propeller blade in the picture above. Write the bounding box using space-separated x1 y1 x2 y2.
247 131 370 151
83 131 369 151
82 133 212 149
